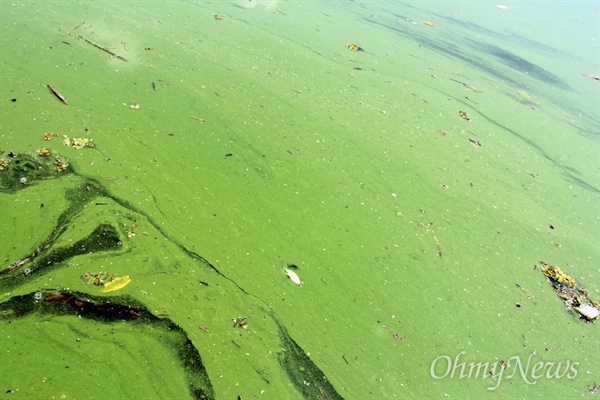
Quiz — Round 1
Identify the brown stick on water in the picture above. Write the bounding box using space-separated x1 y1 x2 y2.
0 257 31 275
48 84 68 104
76 35 127 61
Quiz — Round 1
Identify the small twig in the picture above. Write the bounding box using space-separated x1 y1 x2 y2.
0 258 31 275
189 116 206 122
516 284 534 299
76 35 127 61
319 387 328 399
48 84 68 105
342 354 349 364
432 232 442 258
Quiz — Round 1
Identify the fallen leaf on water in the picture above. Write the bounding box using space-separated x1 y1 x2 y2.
101 275 131 292
285 269 302 286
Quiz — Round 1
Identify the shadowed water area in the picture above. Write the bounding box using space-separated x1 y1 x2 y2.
0 1 598 399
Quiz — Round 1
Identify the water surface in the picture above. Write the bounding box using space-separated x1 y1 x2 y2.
1 1 598 399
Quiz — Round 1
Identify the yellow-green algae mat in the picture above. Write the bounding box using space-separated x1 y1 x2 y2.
1 0 600 399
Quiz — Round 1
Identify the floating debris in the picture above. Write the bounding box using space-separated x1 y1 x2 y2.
75 35 127 61
347 43 364 52
516 283 534 299
539 261 599 322
82 270 132 293
54 157 69 172
574 304 600 321
516 89 533 100
449 78 483 93
232 316 248 329
35 148 51 157
285 268 302 285
82 271 115 286
582 73 600 81
43 132 60 141
423 21 436 27
0 258 31 275
469 138 482 148
459 110 471 121
47 84 68 105
432 232 442 258
63 135 94 149
129 103 140 109
101 275 131 293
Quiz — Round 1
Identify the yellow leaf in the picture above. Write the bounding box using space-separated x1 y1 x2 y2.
101 276 131 293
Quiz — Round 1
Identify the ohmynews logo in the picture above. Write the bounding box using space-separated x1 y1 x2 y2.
430 351 579 390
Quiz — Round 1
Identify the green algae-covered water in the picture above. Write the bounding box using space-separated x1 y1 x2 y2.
1 1 598 399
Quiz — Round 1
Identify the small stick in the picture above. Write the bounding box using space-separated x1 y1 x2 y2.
189 116 206 122
0 257 31 275
151 81 156 91
48 84 68 104
76 35 127 61
469 138 482 147
342 354 349 364
231 340 241 348
516 284 534 299
319 387 328 399
432 232 442 258
74 21 86 30
199 325 209 332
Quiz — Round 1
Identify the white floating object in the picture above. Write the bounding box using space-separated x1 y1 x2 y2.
574 304 600 321
285 269 302 286
496 5 508 9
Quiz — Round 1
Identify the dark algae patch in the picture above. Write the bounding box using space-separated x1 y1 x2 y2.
0 291 215 399
278 323 344 400
0 223 121 287
0 150 72 193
